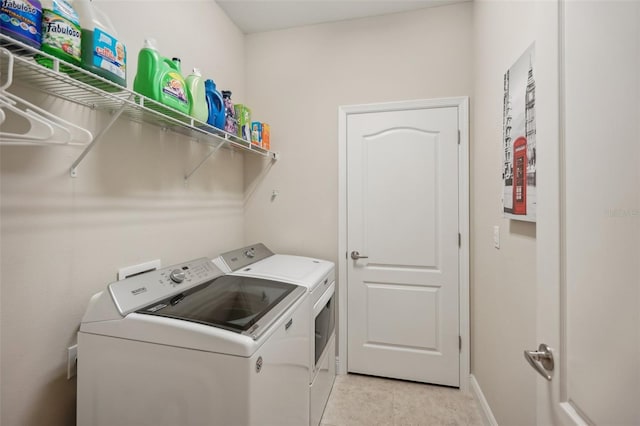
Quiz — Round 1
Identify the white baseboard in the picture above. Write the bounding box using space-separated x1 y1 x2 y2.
470 374 498 426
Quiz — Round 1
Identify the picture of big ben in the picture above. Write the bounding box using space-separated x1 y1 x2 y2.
502 43 536 222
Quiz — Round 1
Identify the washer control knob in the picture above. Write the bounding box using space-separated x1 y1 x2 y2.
169 269 186 284
245 249 256 259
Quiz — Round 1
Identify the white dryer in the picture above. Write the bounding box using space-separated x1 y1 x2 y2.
213 244 336 426
77 257 310 426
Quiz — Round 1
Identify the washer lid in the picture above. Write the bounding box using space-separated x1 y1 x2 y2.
136 274 304 340
233 254 335 289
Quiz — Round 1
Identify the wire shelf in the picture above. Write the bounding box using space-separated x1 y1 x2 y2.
0 34 275 164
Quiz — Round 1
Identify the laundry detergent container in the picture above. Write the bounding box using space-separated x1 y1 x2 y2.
133 39 190 116
205 79 225 129
74 0 126 89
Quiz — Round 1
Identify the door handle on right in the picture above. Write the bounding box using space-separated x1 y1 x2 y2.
350 251 369 260
524 343 554 381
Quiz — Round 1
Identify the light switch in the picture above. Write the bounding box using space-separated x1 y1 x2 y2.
493 225 500 249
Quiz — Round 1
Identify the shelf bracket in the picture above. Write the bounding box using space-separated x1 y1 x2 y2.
243 153 279 206
184 142 224 183
69 93 133 178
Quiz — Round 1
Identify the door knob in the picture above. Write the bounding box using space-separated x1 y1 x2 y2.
524 343 554 381
350 251 369 260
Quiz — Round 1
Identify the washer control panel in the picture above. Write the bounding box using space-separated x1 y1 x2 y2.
108 258 223 316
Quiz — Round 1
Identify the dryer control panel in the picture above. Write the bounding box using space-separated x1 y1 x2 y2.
217 243 274 272
108 258 223 316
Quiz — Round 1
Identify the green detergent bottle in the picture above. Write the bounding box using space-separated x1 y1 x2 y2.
133 39 190 116
73 0 126 89
36 0 81 69
185 68 208 123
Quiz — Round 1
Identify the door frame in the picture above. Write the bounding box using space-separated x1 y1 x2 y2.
337 97 470 391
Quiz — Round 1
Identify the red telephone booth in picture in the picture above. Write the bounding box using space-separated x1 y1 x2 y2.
513 137 527 215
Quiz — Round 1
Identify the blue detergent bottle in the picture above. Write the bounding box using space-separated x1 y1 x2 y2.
0 0 42 49
205 79 225 129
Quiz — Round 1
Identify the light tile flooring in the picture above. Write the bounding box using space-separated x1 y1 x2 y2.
320 374 483 426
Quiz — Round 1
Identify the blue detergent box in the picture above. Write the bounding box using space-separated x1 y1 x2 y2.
251 122 262 147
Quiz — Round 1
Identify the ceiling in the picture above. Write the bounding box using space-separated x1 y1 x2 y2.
215 0 470 34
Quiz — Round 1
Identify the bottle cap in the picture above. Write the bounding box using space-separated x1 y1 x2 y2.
143 38 157 49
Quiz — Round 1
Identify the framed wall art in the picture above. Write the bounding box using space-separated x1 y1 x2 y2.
502 43 536 222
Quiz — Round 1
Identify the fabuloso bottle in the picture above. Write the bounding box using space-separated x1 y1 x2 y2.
73 0 126 88
133 39 190 115
185 68 207 123
37 0 81 68
0 0 43 49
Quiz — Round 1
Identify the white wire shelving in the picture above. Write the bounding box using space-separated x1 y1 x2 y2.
0 34 277 180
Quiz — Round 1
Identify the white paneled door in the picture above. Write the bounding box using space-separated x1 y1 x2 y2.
345 103 462 387
534 1 640 424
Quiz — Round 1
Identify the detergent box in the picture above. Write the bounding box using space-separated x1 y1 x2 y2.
250 121 262 147
234 104 251 141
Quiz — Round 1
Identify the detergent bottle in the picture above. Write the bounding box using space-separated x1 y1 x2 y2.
133 39 189 115
205 79 224 130
73 0 126 88
0 0 42 49
37 0 81 68
185 68 207 123
222 90 237 135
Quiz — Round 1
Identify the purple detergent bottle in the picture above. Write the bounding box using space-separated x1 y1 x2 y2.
222 90 237 135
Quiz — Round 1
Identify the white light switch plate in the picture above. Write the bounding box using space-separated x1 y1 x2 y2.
493 226 500 249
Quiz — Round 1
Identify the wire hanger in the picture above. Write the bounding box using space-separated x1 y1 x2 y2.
0 47 93 146
0 91 93 145
0 95 57 142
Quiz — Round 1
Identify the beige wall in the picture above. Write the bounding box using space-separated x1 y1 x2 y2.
243 2 473 261
0 2 246 425
472 1 559 424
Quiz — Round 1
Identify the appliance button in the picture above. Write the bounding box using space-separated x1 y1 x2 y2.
169 269 186 284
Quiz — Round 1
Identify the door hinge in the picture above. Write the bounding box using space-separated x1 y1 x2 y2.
458 233 461 248
459 335 462 351
458 130 461 144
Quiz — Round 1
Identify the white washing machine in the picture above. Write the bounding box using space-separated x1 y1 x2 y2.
213 244 336 426
77 257 310 426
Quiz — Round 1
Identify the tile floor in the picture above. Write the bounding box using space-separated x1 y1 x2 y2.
320 374 483 426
